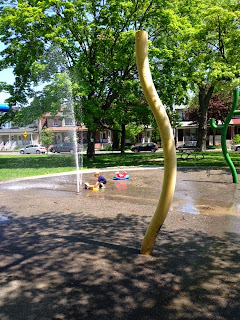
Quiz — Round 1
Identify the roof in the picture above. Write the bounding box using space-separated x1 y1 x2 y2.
0 128 37 134
42 105 71 117
46 126 87 132
178 121 198 128
179 119 240 127
230 119 240 125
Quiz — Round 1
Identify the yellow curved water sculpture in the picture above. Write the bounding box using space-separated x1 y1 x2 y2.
135 31 177 255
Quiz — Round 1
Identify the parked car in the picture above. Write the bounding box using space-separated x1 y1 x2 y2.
131 142 158 153
231 144 240 151
20 144 46 154
176 141 197 150
50 142 80 153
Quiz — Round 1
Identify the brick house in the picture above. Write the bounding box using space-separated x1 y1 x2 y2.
40 107 113 150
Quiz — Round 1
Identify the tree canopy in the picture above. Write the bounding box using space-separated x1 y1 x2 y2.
151 0 240 150
0 0 163 157
185 91 233 123
0 0 239 154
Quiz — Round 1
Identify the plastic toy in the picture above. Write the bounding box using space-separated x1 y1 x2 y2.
88 185 99 190
0 104 9 112
84 183 99 190
113 171 130 180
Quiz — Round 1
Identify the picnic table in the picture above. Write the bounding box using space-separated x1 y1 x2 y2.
178 148 205 160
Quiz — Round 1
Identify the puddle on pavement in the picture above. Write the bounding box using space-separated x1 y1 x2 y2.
0 214 9 222
1 169 240 217
171 198 240 216
5 183 60 191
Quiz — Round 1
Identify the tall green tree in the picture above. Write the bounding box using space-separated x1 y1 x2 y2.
0 0 191 158
104 82 152 153
0 0 157 158
151 0 240 150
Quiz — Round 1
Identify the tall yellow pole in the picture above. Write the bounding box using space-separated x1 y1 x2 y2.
135 31 177 255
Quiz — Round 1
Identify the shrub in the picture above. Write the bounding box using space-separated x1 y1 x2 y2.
232 134 240 145
206 145 221 149
104 144 112 151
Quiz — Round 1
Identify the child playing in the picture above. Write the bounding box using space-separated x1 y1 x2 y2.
94 170 107 188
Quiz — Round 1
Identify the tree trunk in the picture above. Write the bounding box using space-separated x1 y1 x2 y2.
112 130 120 150
197 85 214 151
120 123 126 154
87 129 95 159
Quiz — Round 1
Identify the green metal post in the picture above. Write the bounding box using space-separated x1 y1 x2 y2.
210 89 239 183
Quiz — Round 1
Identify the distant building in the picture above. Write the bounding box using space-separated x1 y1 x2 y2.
40 106 112 150
174 104 240 147
1 104 240 151
0 120 39 151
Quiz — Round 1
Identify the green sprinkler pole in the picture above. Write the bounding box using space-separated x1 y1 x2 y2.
210 89 240 184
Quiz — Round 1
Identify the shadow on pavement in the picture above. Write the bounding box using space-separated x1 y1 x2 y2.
1 211 240 320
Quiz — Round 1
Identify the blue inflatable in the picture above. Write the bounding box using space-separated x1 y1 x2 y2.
0 104 9 112
113 171 130 180
113 174 130 180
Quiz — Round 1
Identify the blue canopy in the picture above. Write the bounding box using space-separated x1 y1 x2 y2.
0 104 9 112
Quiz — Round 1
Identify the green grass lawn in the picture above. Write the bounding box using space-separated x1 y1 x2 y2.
0 151 239 181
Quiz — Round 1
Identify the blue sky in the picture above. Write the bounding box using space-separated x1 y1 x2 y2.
0 42 14 104
0 69 14 104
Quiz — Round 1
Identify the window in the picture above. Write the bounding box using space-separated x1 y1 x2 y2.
53 119 59 126
64 118 74 126
1 122 11 129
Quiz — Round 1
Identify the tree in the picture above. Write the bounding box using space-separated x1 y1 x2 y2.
186 91 233 145
125 123 143 145
142 0 240 150
0 0 192 158
186 91 233 122
153 0 240 151
232 134 240 145
13 72 73 125
104 85 152 153
40 128 55 154
0 0 159 158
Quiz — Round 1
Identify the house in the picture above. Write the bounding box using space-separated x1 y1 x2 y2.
0 120 39 151
41 106 113 150
2 103 239 151
40 111 88 146
174 104 240 147
0 104 114 151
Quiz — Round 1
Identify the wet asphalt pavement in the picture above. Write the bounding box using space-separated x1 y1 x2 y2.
0 167 240 320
